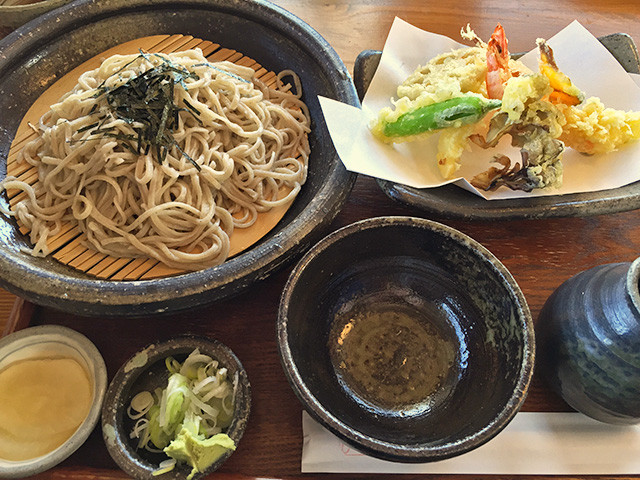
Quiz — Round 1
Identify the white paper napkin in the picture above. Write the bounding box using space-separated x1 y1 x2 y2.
319 19 640 200
302 411 640 474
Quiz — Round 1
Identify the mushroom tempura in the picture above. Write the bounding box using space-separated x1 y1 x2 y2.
371 24 640 192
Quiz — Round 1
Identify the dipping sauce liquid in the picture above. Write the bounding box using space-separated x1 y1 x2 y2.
0 356 92 461
329 304 456 412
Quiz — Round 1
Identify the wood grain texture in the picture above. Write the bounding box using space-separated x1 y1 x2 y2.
0 289 17 333
2 1 640 478
8 175 639 480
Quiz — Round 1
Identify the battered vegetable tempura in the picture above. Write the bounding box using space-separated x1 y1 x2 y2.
558 98 640 155
372 24 640 192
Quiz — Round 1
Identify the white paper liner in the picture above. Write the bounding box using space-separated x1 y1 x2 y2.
319 19 640 200
302 411 640 474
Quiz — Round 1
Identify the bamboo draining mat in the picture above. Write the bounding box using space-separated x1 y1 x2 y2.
5 34 297 281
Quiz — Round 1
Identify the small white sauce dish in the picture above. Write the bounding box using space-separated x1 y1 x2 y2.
0 325 107 478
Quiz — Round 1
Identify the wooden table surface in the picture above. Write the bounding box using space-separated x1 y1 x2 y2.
2 0 640 478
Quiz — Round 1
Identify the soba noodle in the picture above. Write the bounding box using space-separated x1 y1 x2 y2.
0 49 311 271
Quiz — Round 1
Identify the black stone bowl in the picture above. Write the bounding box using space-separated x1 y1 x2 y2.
101 336 251 479
0 0 358 316
277 216 535 462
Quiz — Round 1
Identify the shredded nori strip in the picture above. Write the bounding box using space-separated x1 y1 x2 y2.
76 121 99 133
83 53 203 170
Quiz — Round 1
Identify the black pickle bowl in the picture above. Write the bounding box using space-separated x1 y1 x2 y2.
277 216 535 462
101 336 251 479
0 0 358 317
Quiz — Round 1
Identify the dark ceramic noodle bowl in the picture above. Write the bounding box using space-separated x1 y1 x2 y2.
0 0 357 316
278 217 535 462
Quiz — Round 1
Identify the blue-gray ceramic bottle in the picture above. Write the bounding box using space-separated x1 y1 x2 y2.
537 257 640 424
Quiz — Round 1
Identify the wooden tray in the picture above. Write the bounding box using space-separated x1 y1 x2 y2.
0 259 571 480
2 297 32 338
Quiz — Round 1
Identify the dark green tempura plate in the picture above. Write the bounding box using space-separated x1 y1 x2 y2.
353 34 640 220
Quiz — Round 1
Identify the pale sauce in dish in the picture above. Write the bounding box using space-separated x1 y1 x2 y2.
0 356 92 461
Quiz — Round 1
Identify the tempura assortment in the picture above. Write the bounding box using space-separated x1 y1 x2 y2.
371 24 640 192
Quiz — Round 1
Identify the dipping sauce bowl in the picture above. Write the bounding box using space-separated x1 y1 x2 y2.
277 216 535 462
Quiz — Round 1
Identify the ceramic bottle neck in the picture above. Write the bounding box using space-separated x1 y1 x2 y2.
626 257 640 316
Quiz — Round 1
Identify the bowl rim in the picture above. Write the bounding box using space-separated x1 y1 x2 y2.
627 257 640 314
276 215 535 462
0 0 358 316
0 0 72 13
101 335 251 479
0 325 107 478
